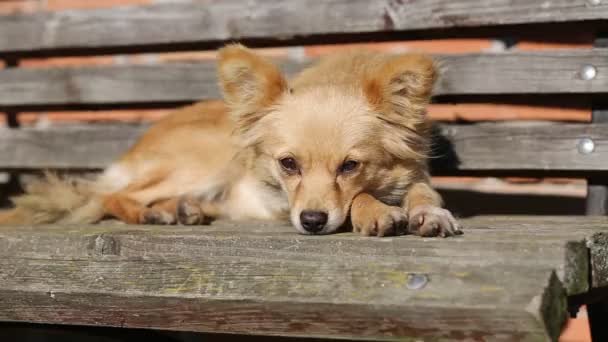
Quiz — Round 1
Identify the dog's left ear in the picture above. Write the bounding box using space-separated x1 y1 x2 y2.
363 54 438 118
363 54 438 160
217 44 288 124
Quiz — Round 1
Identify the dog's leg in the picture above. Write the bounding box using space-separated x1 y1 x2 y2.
351 193 407 237
403 182 462 237
102 169 173 224
137 193 221 226
102 194 146 224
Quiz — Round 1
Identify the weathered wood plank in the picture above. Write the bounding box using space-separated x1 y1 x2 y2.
0 125 146 170
2 216 605 340
1 50 607 109
433 122 608 172
1 0 607 55
0 290 553 341
0 218 593 296
2 122 608 171
436 50 608 95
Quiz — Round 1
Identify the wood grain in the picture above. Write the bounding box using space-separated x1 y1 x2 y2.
1 216 606 340
1 0 606 55
0 125 146 170
2 122 607 172
432 122 608 172
1 50 607 109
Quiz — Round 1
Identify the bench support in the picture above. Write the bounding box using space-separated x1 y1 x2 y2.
0 58 20 208
589 299 608 341
586 31 608 337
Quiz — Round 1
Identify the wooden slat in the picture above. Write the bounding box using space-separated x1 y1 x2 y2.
433 122 608 172
1 216 606 340
1 0 607 55
0 125 146 170
1 50 607 109
2 122 607 171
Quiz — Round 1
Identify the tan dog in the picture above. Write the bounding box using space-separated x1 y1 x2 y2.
0 44 462 237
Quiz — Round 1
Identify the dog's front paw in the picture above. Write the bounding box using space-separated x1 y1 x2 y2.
407 205 462 237
352 203 407 237
139 208 176 225
177 196 212 225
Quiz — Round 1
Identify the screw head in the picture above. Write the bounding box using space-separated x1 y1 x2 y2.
580 65 598 80
406 273 428 290
578 138 595 154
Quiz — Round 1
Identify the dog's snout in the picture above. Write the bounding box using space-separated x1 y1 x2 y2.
300 210 328 233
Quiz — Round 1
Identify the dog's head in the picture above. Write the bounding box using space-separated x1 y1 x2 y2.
218 44 437 234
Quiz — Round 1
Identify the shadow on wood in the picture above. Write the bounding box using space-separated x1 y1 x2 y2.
0 322 334 342
439 189 586 217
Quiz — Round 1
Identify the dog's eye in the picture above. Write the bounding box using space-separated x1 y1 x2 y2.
279 157 299 173
338 160 359 174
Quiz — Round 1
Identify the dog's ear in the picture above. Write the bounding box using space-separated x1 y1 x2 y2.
363 54 438 118
217 44 288 125
363 54 438 161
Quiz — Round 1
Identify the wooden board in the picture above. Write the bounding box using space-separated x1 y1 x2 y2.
1 0 607 55
1 50 607 109
2 122 607 172
432 122 608 172
1 216 606 340
0 125 146 170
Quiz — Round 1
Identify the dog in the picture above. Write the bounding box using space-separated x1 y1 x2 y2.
0 44 462 237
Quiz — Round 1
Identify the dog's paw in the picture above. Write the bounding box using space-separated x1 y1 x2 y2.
407 205 462 237
139 208 176 225
177 196 211 225
352 204 407 237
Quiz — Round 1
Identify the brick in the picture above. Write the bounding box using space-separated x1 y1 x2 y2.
559 306 591 342
515 32 594 51
20 56 117 68
19 109 171 125
0 0 40 15
305 39 496 57
429 104 591 122
46 0 152 11
432 177 586 198
154 47 291 63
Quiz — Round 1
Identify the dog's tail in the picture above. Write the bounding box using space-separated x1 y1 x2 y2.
0 172 105 225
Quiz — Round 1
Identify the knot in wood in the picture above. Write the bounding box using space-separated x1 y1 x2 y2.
406 273 428 290
93 234 120 256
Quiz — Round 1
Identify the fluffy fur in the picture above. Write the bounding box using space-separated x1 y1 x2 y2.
0 44 461 237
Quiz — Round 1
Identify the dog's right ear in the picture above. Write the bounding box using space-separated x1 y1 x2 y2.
217 44 288 124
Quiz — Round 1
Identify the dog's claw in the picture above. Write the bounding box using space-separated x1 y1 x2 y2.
407 205 462 237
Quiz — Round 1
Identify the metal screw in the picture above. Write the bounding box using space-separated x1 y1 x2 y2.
578 138 595 154
580 65 597 81
588 0 601 6
406 273 428 290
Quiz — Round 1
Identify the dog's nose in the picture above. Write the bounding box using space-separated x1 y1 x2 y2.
300 210 328 233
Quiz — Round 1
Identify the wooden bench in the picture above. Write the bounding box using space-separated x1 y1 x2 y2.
1 1 608 340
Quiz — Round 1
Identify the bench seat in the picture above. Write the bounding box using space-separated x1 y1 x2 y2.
0 216 606 341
